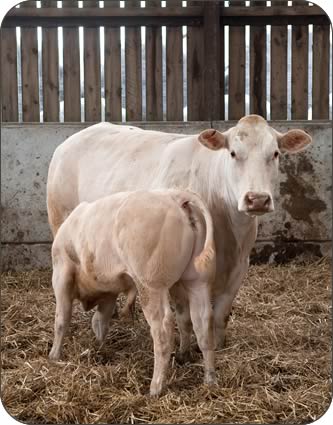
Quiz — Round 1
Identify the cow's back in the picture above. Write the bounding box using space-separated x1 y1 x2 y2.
47 123 195 235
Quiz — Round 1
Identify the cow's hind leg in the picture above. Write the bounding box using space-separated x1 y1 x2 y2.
187 280 216 385
49 264 74 360
140 286 174 397
92 294 117 343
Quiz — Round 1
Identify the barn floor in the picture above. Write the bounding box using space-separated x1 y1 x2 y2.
1 259 331 424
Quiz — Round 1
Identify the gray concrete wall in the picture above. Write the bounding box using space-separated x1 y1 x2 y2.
1 121 331 271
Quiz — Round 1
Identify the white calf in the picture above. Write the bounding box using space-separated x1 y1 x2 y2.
49 190 216 397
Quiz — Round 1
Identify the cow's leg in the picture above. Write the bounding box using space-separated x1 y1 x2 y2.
187 280 216 385
49 265 74 360
170 282 193 364
92 294 117 343
213 260 248 348
140 286 174 397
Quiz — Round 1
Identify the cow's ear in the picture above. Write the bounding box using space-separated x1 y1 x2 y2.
198 129 228 151
276 129 312 154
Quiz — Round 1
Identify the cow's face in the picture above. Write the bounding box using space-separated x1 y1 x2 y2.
198 115 312 216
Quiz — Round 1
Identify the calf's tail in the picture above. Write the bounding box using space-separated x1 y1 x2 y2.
174 190 216 277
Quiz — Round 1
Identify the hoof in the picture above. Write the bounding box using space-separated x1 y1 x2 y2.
149 384 163 398
175 350 194 365
49 350 61 361
204 370 217 386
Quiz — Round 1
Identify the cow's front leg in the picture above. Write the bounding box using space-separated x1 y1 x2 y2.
213 260 249 349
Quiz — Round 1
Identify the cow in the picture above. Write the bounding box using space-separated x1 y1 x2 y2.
47 114 312 358
49 190 216 397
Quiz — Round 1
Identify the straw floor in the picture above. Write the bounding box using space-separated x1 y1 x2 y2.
1 259 331 423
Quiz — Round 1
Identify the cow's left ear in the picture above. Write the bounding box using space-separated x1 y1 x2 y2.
198 129 228 151
276 129 312 154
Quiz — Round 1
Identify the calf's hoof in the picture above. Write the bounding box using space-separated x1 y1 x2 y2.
204 370 217 386
49 349 61 361
149 382 163 398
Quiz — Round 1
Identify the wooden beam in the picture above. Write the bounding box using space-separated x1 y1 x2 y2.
203 1 220 120
3 5 329 27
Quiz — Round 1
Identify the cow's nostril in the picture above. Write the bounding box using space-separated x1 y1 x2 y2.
264 196 271 207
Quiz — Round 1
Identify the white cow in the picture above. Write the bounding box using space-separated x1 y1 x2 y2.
47 114 312 357
49 190 216 396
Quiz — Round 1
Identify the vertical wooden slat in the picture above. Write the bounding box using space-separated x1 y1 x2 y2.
83 1 101 122
21 1 39 122
42 0 59 122
203 1 221 120
63 1 81 121
1 28 18 122
146 0 163 121
125 0 142 121
250 28 266 117
228 1 245 120
312 25 329 119
105 0 122 122
271 1 288 120
292 1 308 119
187 1 204 121
166 0 183 121
250 1 266 118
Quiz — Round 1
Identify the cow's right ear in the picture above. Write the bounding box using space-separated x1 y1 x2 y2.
198 129 228 151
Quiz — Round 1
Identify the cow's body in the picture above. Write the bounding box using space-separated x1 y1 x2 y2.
47 115 312 350
49 190 216 396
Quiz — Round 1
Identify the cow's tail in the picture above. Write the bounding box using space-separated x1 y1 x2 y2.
174 190 216 277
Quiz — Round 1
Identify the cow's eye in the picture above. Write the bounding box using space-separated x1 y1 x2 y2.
273 151 279 159
230 151 236 159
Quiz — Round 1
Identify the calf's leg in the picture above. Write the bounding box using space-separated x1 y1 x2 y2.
170 282 193 363
140 286 174 397
49 265 74 360
187 280 216 385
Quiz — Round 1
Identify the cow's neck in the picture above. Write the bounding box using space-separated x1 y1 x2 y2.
190 146 257 258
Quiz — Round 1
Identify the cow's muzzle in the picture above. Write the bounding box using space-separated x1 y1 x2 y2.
240 191 274 215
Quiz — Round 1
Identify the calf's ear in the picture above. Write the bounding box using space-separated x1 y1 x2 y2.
276 129 312 154
198 129 228 151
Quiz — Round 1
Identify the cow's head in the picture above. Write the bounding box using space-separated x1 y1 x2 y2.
198 115 312 216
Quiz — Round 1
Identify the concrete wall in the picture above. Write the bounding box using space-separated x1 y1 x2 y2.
1 121 331 271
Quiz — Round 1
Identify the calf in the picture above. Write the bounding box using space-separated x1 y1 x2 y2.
49 190 216 397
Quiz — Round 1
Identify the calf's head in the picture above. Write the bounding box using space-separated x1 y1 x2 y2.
198 115 312 216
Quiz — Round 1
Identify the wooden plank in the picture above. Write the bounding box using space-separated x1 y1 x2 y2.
63 1 81 122
1 28 18 122
250 1 266 117
125 0 142 121
166 0 183 121
104 0 122 122
6 4 326 19
83 1 101 122
146 0 163 121
228 1 245 120
4 6 330 27
203 1 220 120
312 25 329 119
20 1 39 122
187 1 204 121
291 24 308 119
270 0 288 120
42 0 59 122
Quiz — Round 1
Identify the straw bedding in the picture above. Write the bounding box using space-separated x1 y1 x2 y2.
1 258 331 423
